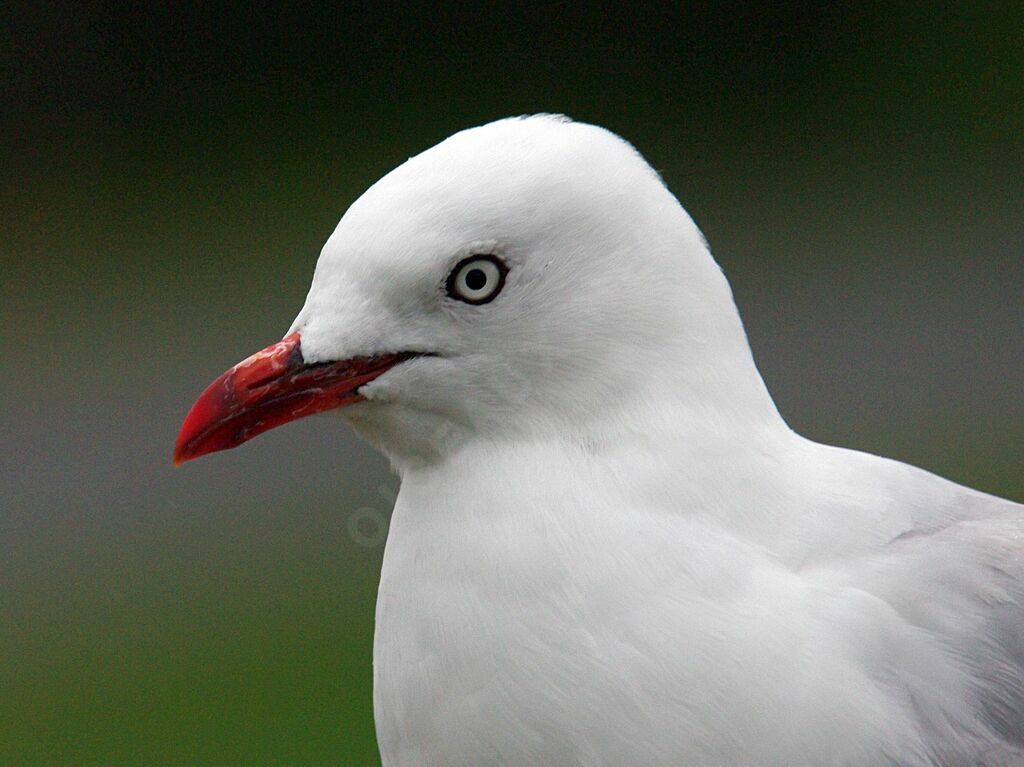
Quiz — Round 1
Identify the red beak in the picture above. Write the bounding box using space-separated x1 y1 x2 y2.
173 332 413 466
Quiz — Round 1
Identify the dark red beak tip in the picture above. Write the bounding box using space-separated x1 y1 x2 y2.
173 332 306 466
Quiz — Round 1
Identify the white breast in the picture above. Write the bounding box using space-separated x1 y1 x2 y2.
369 436 1003 767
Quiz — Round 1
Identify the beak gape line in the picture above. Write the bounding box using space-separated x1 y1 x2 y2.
173 332 414 465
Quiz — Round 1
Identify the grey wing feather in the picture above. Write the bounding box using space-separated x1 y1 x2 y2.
851 504 1024 763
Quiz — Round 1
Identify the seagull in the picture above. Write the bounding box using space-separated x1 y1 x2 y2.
175 115 1024 766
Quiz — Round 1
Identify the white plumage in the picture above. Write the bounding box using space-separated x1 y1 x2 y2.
287 116 1024 766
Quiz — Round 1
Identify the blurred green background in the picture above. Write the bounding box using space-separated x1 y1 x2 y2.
2 3 1022 765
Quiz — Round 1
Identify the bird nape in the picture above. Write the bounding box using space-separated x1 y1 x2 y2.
175 115 1024 767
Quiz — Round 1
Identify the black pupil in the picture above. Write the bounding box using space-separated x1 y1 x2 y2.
464 267 488 291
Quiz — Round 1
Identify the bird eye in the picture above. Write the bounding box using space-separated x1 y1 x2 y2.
445 255 507 305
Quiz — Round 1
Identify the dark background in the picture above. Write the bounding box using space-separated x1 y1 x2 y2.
2 3 1022 765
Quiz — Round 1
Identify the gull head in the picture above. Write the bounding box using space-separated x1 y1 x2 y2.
175 116 774 469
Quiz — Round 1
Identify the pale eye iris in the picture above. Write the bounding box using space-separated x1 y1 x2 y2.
447 255 507 304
